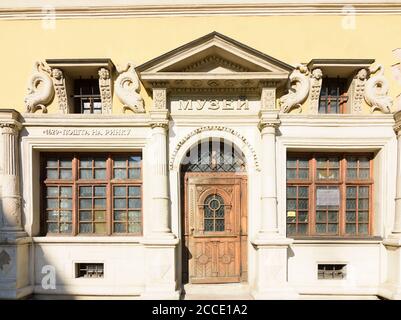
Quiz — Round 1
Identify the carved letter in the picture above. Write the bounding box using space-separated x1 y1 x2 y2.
179 100 192 110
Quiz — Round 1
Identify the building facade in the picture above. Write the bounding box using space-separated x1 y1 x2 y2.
1 0 401 299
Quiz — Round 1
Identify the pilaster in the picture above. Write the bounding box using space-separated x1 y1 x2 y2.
142 88 179 299
0 109 31 299
381 110 401 299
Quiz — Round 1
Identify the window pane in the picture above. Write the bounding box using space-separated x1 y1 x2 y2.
94 158 106 168
60 199 72 209
113 157 126 167
80 158 92 168
287 224 296 235
298 169 309 179
346 199 356 210
298 199 308 210
80 211 92 221
47 210 59 220
128 186 141 197
346 211 356 222
359 224 368 235
80 199 92 209
114 186 126 196
80 186 92 197
94 198 106 209
128 222 141 233
347 169 357 179
287 199 296 210
129 156 141 167
204 219 214 231
129 168 141 179
60 186 72 197
114 198 126 209
328 224 338 234
298 211 308 222
47 187 58 197
47 159 58 167
316 224 326 233
128 210 141 221
286 159 297 168
47 223 58 233
79 223 92 233
359 211 369 222
80 169 92 179
114 169 126 179
346 224 356 234
114 223 126 233
286 169 296 179
297 224 307 234
94 186 106 196
358 199 369 210
299 187 308 198
114 210 125 221
215 219 224 231
94 210 106 221
47 169 58 179
95 169 106 179
60 223 72 233
347 186 357 198
287 186 296 198
94 223 106 234
359 169 370 179
47 199 58 209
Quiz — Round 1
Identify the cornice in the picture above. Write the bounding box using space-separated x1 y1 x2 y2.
2 3 401 20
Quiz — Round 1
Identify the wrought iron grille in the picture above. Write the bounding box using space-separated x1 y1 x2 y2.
181 140 246 172
203 194 225 232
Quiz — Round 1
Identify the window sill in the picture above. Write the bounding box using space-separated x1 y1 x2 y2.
291 236 383 244
32 236 143 244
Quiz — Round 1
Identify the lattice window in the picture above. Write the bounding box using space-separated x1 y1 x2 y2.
182 140 245 173
203 194 225 232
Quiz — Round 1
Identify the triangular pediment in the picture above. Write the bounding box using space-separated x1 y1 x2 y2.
137 32 293 89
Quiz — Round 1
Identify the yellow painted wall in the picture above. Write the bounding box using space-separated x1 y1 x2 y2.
1 14 401 113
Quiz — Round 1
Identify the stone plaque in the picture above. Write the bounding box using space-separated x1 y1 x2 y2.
316 188 340 207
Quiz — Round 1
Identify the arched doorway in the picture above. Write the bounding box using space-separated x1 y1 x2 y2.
181 138 248 284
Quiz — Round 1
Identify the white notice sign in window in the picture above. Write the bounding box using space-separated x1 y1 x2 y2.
316 187 340 207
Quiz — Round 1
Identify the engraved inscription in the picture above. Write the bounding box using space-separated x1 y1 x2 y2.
178 98 249 111
42 128 132 136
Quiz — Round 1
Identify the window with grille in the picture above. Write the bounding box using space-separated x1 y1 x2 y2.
73 78 102 114
317 264 347 280
181 139 246 173
286 153 373 237
203 194 225 232
76 263 104 278
318 78 349 114
42 153 142 236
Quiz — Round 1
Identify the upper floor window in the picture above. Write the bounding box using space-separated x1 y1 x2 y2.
318 77 349 114
73 78 102 114
286 153 373 238
41 153 142 236
46 59 113 114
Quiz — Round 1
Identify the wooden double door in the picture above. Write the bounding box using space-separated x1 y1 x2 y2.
183 173 247 284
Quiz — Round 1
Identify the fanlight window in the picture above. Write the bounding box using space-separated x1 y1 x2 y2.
182 140 245 172
204 194 225 232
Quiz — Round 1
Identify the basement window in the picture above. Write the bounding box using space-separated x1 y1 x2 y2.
318 264 346 280
76 263 104 278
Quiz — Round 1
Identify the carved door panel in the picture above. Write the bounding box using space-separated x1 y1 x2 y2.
184 173 247 284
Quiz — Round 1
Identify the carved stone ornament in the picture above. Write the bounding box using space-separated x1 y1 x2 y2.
169 126 260 171
153 88 167 110
115 62 145 113
98 67 113 114
351 68 368 114
309 68 322 114
261 87 276 110
279 64 310 113
24 61 55 113
364 64 393 113
51 68 69 114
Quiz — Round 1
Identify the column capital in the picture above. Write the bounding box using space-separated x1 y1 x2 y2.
0 109 22 132
150 122 169 130
394 110 401 134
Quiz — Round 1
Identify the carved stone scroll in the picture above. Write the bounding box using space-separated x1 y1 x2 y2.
98 67 112 114
115 62 145 113
351 68 368 114
279 64 310 113
364 64 393 113
51 68 69 114
24 61 54 113
309 68 322 114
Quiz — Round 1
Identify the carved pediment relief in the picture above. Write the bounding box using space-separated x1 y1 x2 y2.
137 32 293 90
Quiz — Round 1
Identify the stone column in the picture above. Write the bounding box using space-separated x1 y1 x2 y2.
149 121 172 236
0 109 30 299
382 111 401 299
0 116 25 237
141 87 179 299
258 119 280 237
392 111 401 235
251 88 297 299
